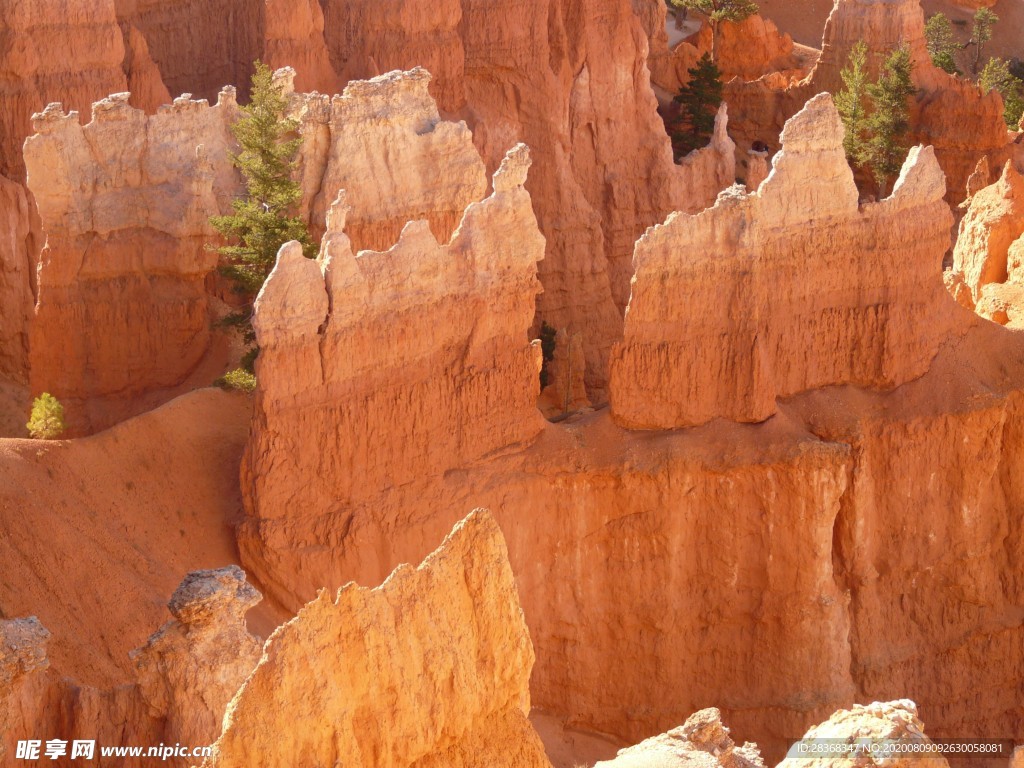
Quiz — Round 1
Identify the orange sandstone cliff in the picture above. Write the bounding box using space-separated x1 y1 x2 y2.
203 511 550 768
23 91 241 434
233 92 1024 761
609 93 953 428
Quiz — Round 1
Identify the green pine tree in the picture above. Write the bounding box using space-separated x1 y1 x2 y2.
211 61 316 310
862 46 915 197
671 53 724 160
669 0 759 61
980 57 1024 129
26 393 65 440
924 13 960 75
971 8 998 73
835 41 870 167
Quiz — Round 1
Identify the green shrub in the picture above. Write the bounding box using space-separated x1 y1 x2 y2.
26 393 66 440
215 368 257 393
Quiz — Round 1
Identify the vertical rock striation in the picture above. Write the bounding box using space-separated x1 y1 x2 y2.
23 91 241 433
609 94 954 429
203 511 550 768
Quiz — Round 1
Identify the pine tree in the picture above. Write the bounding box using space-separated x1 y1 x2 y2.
669 0 759 61
211 61 315 302
924 13 960 75
980 57 1024 129
835 41 870 167
862 46 915 197
971 8 998 73
671 53 724 160
26 393 65 440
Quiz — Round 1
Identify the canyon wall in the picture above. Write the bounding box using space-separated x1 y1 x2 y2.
240 144 546 598
262 0 338 94
23 91 240 434
113 0 263 103
0 176 39 383
204 511 550 768
724 0 1011 203
237 84 1022 762
609 94 953 429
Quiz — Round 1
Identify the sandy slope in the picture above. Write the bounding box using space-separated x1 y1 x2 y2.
0 388 286 688
758 0 1024 64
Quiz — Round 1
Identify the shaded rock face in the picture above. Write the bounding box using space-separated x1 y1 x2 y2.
0 0 128 180
0 567 262 768
23 90 241 434
609 94 954 429
240 145 546 598
0 0 171 181
597 708 765 768
112 0 264 103
0 176 39 383
203 510 550 768
724 0 1011 204
262 0 337 94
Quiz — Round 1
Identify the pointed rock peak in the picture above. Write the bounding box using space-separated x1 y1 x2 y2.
778 92 843 154
272 66 297 96
889 145 946 205
493 143 533 194
253 241 329 345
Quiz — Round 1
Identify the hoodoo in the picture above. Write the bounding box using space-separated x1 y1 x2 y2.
0 0 1022 766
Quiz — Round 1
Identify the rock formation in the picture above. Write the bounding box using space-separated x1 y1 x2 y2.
203 510 550 768
262 0 338 94
132 567 262 751
0 0 172 181
237 78 1022 762
724 0 1012 204
0 566 264 768
23 90 240 433
288 67 488 249
0 176 39 383
320 0 465 113
609 94 953 429
777 700 949 768
950 162 1024 320
112 0 263 103
240 144 546 598
0 388 265 687
596 708 764 768
644 4 806 94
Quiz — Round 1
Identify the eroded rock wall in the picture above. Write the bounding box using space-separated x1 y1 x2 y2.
950 161 1024 323
113 0 263 103
288 68 488 249
609 94 953 429
23 91 241 434
240 146 546 598
204 511 550 768
0 567 264 768
0 177 39 383
236 76 1023 762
